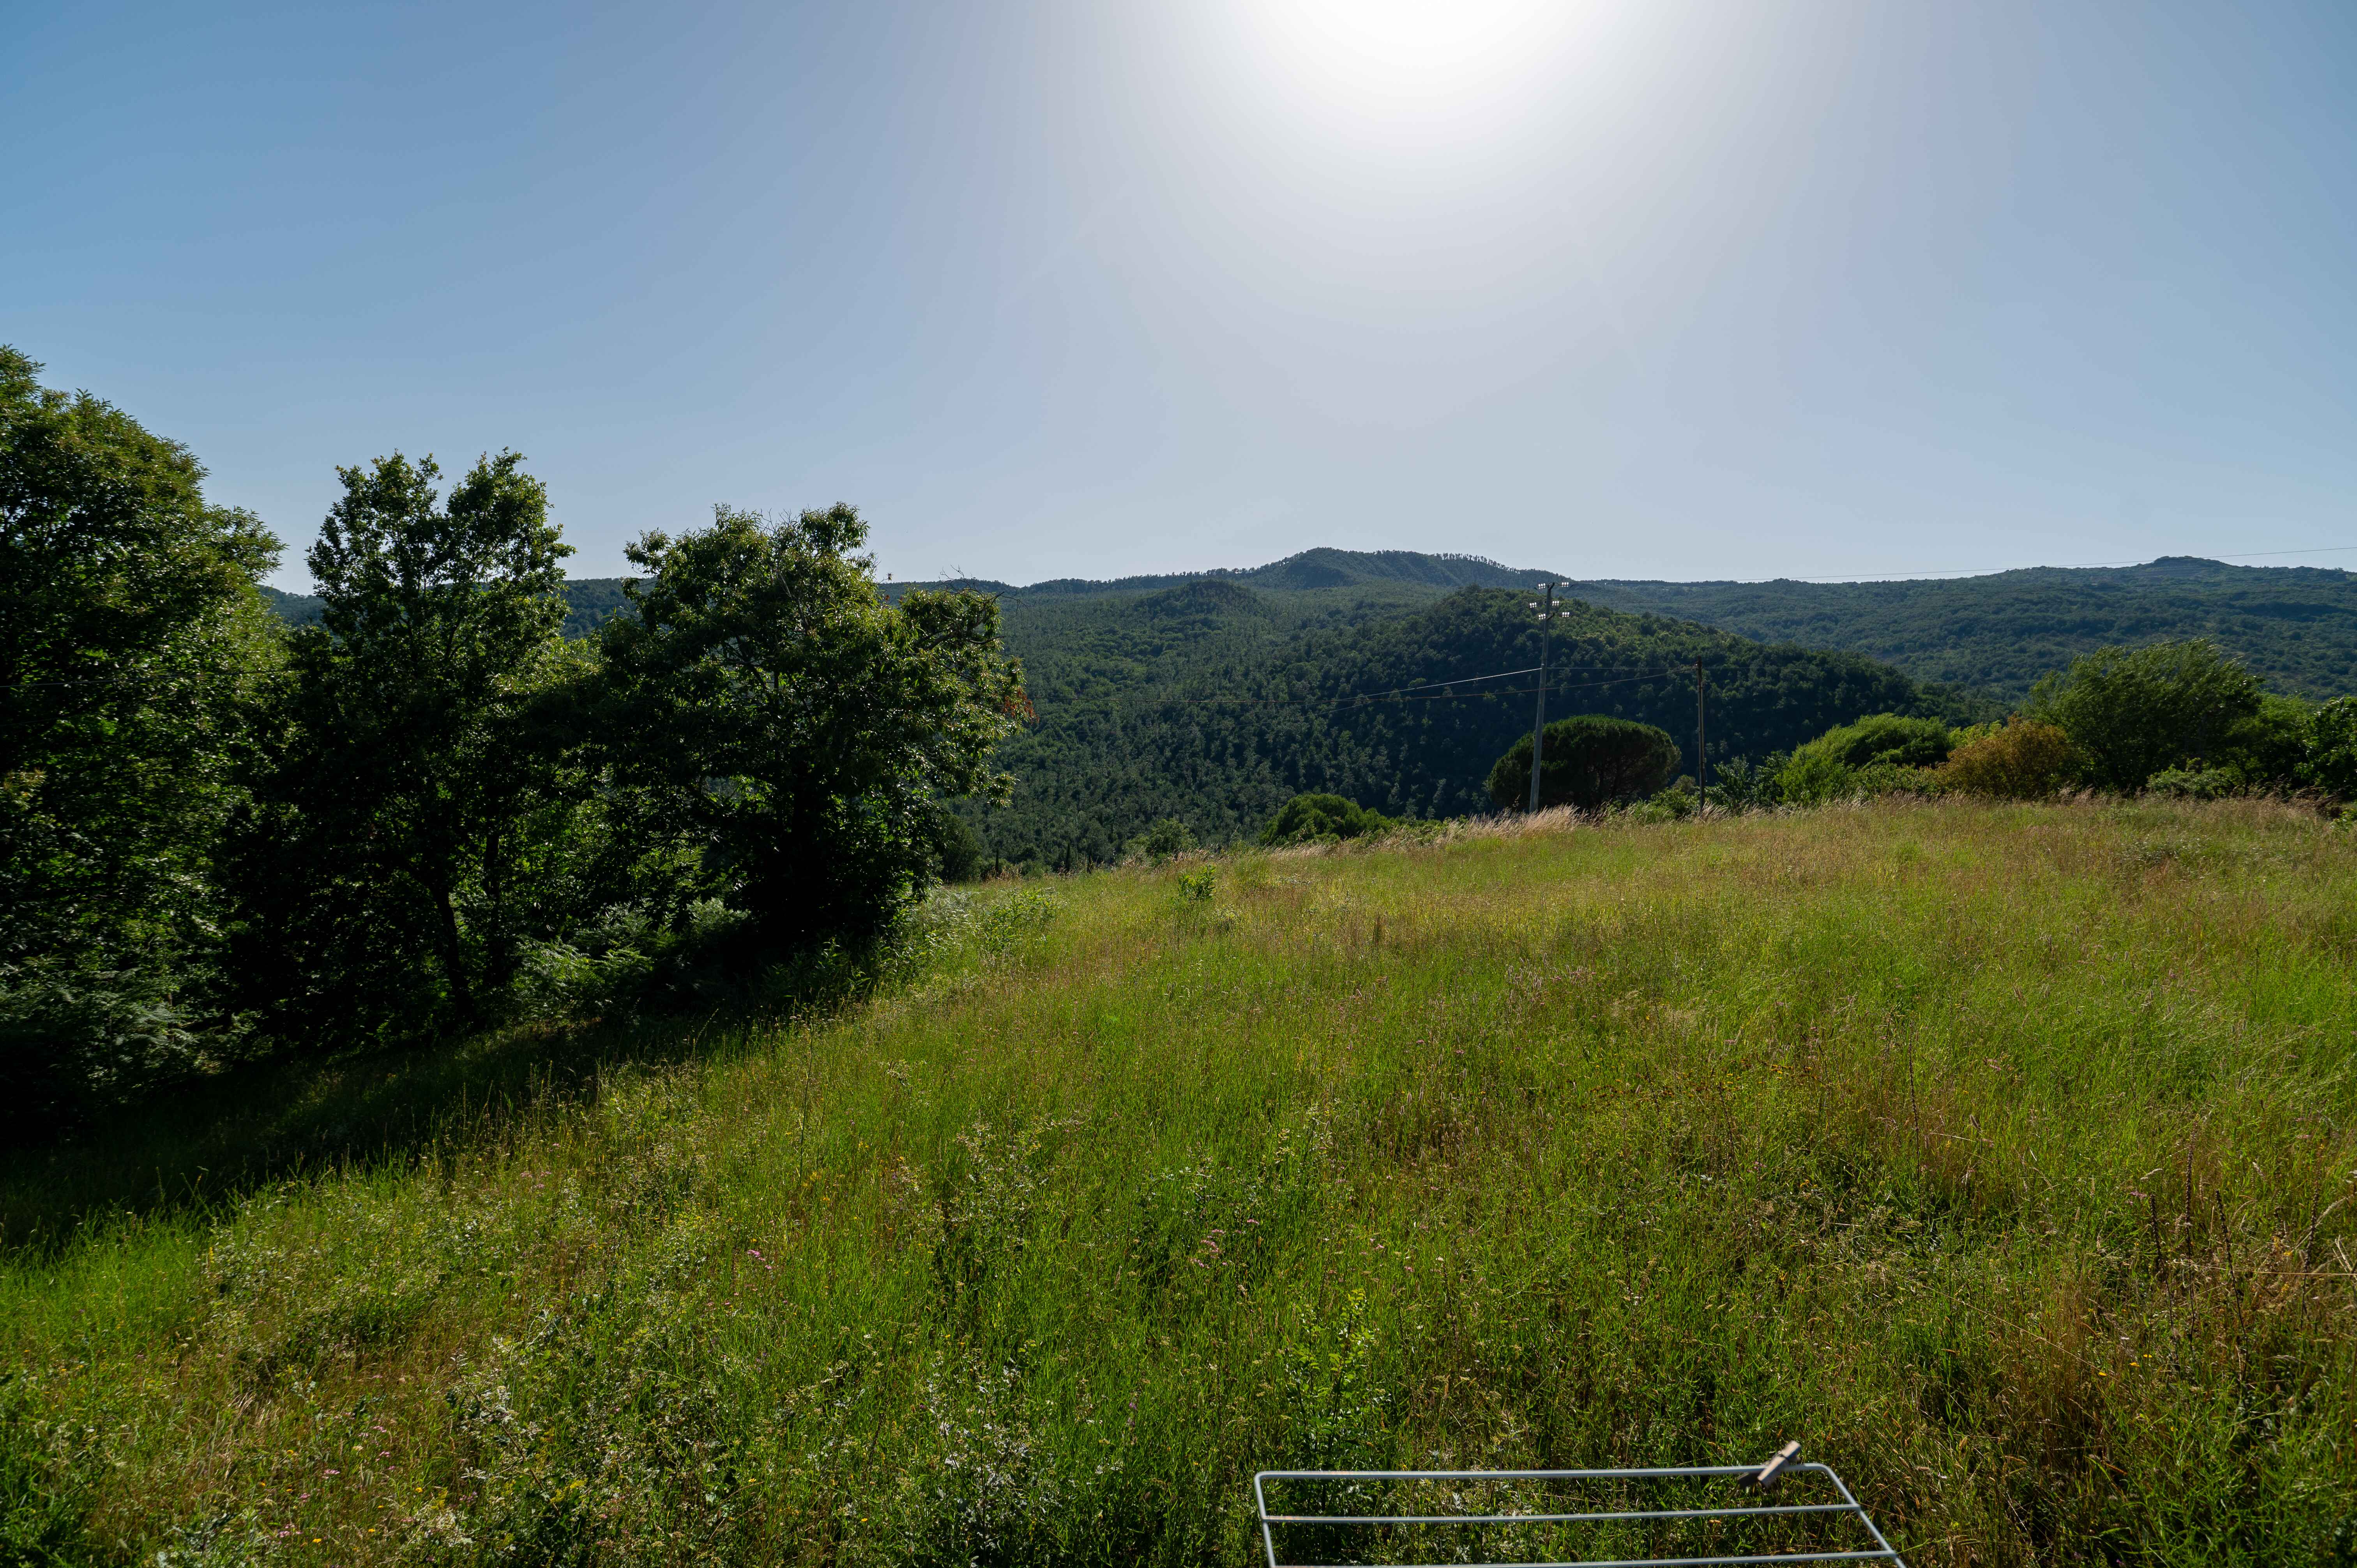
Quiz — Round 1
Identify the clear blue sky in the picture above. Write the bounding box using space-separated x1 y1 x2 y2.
6 1 2354 588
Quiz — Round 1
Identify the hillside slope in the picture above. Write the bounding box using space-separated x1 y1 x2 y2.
8 801 2352 1563
966 583 1980 863
267 547 2357 701
261 580 634 641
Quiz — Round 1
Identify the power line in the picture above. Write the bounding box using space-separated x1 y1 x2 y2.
1103 669 1692 713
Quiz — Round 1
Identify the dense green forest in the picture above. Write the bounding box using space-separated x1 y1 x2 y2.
948 579 1985 866
281 539 2357 864
273 544 2357 718
870 546 2357 701
270 554 1979 863
1562 556 2357 700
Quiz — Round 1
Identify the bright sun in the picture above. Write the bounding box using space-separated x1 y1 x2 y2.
1256 0 1572 108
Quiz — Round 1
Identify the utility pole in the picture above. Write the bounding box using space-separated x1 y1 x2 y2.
1694 658 1708 795
1528 583 1559 812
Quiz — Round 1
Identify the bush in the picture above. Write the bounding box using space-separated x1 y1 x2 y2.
1702 753 1786 812
1129 817 1198 862
0 961 207 1142
2147 766 2237 802
931 807 985 884
1932 720 2083 799
1792 712 1955 771
2027 639 2262 792
2308 697 2357 800
2217 695 2311 791
1487 716 1681 812
1258 793 1393 847
1622 777 1701 824
1774 752 1925 806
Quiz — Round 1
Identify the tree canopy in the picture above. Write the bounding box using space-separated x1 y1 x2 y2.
1487 715 1682 811
228 452 578 1040
0 346 281 1132
1790 713 1955 771
2027 639 2263 792
596 505 1026 950
1259 793 1394 846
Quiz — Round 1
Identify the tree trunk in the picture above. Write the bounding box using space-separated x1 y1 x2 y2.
421 859 475 1021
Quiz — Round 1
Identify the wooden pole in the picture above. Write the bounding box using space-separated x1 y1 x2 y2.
1528 584 1556 812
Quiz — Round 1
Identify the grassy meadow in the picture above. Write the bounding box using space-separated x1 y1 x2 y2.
5 799 2356 1566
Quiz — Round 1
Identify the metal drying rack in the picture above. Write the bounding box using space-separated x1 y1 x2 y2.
1254 1443 1906 1568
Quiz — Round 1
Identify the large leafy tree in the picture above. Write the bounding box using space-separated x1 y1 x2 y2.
231 452 576 1035
2308 697 2357 800
2027 639 2263 792
0 346 280 1127
597 505 1025 951
1487 715 1682 811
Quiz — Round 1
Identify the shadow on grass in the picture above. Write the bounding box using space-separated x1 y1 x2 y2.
0 1009 729 1255
0 924 924 1256
0 938 907 1257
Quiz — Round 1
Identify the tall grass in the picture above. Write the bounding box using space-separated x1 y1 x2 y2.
4 799 2355 1565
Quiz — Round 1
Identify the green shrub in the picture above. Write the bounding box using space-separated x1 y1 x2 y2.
1703 754 1787 811
1792 712 1955 771
2146 766 2237 801
1622 777 1702 823
1129 817 1198 862
932 806 985 883
1773 751 1929 807
0 961 206 1140
2027 639 2263 791
2309 697 2357 800
514 898 758 1021
1258 794 1393 847
1487 716 1681 811
1931 720 2084 799
2216 694 2312 791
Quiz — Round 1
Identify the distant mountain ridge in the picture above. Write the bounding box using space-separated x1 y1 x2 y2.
885 547 1562 600
260 546 2357 701
1562 555 2357 699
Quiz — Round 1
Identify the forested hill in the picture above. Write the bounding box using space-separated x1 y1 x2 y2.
957 582 1981 867
881 548 2355 701
1562 557 2357 700
261 578 636 640
883 546 1561 599
263 547 2357 702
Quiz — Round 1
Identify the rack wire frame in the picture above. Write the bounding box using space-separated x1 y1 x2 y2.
1252 1457 1906 1568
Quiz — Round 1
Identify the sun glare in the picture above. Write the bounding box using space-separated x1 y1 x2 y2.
1256 0 1573 108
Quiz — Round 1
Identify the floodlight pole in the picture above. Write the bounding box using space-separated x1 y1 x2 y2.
1528 583 1558 812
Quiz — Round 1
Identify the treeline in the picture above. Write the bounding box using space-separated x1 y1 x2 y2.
0 349 1020 1138
1569 555 2357 701
1248 635 2357 842
959 579 1989 867
1703 639 2357 809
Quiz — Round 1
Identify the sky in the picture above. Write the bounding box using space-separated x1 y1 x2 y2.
5 0 2355 590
